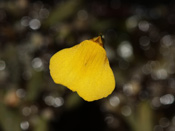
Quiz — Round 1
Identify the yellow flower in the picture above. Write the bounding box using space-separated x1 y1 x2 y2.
49 36 115 101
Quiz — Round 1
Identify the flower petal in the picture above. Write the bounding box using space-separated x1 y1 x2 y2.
49 37 115 101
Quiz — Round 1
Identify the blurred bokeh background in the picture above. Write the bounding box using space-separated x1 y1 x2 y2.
0 0 175 131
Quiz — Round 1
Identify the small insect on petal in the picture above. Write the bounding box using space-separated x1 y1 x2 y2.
49 36 115 101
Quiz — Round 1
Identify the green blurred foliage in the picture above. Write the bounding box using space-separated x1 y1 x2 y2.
0 0 175 131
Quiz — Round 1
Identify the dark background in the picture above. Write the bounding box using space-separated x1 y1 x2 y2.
0 0 175 131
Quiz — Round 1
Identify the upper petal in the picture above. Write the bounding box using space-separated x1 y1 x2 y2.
49 40 115 101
